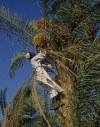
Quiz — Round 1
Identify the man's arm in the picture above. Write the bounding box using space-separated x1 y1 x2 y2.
41 64 52 69
32 50 46 62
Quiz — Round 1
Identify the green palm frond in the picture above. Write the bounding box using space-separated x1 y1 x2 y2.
25 21 38 34
52 0 100 30
2 81 58 127
3 83 34 127
76 40 100 125
12 85 34 127
2 85 30 127
0 6 22 29
9 52 27 78
38 0 49 18
0 6 36 45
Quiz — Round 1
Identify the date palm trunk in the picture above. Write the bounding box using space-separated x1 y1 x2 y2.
55 61 77 127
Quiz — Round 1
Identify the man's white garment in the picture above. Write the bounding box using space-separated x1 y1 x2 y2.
31 50 64 98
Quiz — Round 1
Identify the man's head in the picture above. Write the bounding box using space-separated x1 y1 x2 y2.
25 52 35 59
25 53 30 59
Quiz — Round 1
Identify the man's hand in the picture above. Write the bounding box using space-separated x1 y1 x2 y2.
42 64 52 69
47 64 52 69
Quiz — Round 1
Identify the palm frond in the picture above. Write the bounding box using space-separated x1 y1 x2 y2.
2 104 14 127
9 52 27 78
0 6 35 45
38 0 49 18
2 80 57 127
12 85 33 127
76 39 100 125
52 0 100 31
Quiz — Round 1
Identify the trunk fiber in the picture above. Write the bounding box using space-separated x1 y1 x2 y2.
56 64 77 127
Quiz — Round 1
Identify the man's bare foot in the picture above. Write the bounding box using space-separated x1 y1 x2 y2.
50 94 65 110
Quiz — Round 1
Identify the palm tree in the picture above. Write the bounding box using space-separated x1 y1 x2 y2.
0 0 100 127
2 80 59 127
35 1 100 127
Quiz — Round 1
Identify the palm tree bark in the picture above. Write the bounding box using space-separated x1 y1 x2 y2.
55 63 77 127
47 49 77 127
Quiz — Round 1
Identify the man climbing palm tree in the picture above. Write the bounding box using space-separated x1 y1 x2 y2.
25 49 64 109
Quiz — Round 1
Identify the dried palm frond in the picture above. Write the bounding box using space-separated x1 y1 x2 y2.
2 104 13 127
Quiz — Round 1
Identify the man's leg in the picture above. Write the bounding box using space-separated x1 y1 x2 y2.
46 78 64 93
49 89 58 99
37 78 64 110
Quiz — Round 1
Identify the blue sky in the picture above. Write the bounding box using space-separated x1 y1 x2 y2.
0 0 42 102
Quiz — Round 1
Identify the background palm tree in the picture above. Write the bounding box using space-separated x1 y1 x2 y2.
2 80 59 127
